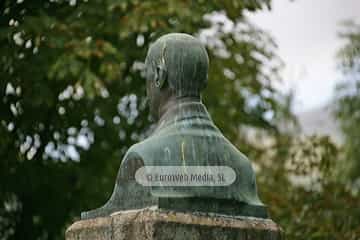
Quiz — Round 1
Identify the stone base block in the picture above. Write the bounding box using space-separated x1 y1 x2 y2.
66 207 283 240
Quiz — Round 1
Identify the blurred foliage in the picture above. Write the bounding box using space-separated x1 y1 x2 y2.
0 0 359 240
335 21 360 180
256 135 360 239
0 0 283 239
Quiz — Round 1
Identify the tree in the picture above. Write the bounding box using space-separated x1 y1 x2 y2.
257 134 360 240
253 20 360 237
0 0 291 239
334 21 360 180
254 21 360 240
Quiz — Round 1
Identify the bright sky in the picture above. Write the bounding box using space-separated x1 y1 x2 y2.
247 0 360 112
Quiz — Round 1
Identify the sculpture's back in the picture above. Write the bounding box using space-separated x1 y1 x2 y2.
67 33 283 240
131 100 267 217
82 33 267 219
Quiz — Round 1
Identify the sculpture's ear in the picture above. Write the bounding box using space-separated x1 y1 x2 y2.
154 57 167 89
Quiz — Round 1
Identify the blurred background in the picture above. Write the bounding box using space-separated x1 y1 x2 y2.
0 0 359 239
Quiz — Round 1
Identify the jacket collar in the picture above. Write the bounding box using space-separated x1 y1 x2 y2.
154 101 212 133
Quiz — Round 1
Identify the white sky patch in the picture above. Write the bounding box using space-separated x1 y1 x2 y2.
76 134 90 150
66 145 80 161
5 83 15 95
247 0 360 112
13 32 24 46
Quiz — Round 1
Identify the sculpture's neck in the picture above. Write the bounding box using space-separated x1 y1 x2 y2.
158 95 201 121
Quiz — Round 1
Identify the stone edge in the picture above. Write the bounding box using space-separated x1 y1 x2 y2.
66 207 283 238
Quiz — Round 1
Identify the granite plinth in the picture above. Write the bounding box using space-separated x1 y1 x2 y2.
66 207 283 240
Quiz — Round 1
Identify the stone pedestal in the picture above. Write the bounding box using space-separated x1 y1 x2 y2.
66 208 283 240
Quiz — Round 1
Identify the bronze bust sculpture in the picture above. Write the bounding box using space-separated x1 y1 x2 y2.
82 33 267 219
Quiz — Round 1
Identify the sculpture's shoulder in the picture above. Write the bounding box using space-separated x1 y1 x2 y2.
125 135 169 165
117 146 145 182
118 137 169 180
126 127 251 169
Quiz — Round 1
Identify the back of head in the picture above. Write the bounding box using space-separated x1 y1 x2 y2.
145 33 209 97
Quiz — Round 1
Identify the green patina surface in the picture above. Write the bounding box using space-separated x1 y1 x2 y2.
81 33 267 220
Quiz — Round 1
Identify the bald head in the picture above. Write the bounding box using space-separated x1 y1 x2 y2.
145 33 209 97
